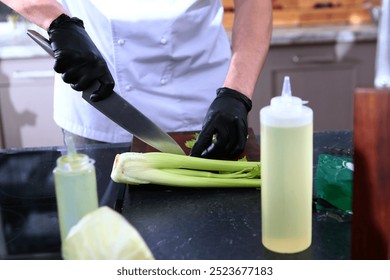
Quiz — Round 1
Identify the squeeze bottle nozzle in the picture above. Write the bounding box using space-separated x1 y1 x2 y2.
64 132 77 156
62 132 78 171
281 76 292 100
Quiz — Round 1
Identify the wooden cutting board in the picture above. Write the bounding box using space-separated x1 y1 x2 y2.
352 88 390 260
131 128 260 162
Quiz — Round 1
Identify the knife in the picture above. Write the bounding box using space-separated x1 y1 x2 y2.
27 29 185 155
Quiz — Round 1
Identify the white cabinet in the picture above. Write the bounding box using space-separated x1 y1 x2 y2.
0 56 63 148
249 40 377 135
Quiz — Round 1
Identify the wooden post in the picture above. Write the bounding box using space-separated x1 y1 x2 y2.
352 88 390 259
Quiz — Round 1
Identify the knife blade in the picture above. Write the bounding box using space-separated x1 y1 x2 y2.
27 29 185 155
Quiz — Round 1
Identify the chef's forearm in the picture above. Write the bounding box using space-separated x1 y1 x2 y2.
223 0 272 99
0 0 66 30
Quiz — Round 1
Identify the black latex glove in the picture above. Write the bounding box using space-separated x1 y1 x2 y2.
190 87 252 159
48 14 114 102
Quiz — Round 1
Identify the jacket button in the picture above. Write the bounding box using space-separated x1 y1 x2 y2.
160 78 167 85
160 37 168 45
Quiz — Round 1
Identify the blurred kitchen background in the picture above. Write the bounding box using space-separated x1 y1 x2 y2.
0 1 384 149
0 3 11 21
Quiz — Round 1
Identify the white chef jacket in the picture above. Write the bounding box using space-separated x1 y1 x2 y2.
54 0 231 143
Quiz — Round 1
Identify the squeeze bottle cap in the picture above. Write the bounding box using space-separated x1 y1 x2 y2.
56 131 94 172
270 76 305 110
261 76 312 127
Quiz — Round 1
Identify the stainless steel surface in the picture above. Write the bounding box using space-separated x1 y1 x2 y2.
26 30 185 155
374 0 390 88
27 30 54 57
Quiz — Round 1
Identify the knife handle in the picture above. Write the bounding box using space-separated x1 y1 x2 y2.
27 30 104 101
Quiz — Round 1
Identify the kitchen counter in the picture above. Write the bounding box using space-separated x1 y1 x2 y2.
0 23 378 60
269 23 377 46
122 130 353 260
225 23 378 46
0 130 353 260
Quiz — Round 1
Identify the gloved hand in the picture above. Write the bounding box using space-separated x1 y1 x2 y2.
48 14 114 102
190 87 252 159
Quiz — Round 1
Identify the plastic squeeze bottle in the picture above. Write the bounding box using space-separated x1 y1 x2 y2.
260 76 313 253
53 135 99 241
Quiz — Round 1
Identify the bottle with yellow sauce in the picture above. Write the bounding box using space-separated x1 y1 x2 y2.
53 142 99 241
260 76 313 253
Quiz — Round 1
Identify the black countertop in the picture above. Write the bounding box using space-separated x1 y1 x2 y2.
0 131 352 260
122 130 353 260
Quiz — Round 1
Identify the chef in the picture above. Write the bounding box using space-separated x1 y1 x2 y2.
1 0 272 159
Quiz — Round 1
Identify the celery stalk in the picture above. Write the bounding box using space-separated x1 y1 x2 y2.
110 152 261 188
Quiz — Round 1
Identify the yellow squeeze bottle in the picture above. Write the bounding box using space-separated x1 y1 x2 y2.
260 76 313 253
53 134 99 241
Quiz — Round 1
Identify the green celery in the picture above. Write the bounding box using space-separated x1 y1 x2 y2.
111 152 261 188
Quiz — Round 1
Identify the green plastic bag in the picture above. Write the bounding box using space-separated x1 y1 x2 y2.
315 154 353 214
